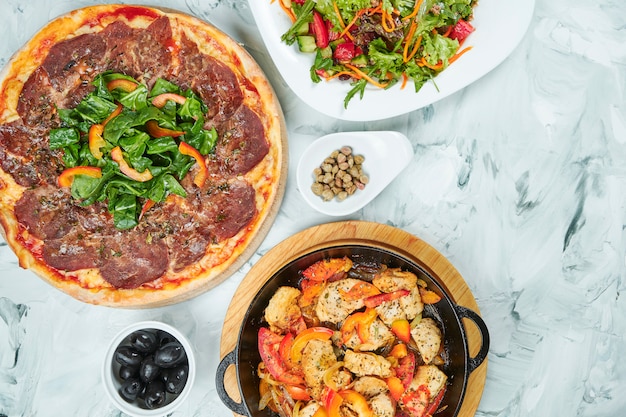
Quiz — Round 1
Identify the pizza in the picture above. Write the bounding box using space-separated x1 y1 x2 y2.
0 5 286 307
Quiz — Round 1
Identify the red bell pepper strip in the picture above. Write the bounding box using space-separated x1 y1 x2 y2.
339 281 381 302
290 326 334 364
323 388 343 417
424 385 446 416
301 257 352 281
312 11 329 48
88 124 106 160
58 166 102 187
139 199 156 221
151 92 187 108
110 146 153 182
178 141 207 187
285 384 312 401
145 120 185 138
363 288 410 308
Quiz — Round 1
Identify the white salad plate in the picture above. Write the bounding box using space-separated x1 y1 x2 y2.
248 0 536 121
296 131 413 216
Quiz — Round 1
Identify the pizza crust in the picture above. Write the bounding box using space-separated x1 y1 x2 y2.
0 5 287 307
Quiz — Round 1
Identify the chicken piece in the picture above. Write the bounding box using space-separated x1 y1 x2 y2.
369 393 395 417
343 350 393 378
372 268 424 324
352 376 389 398
264 286 303 334
299 401 322 417
301 338 338 400
411 318 442 364
315 278 369 324
400 365 447 417
343 318 395 352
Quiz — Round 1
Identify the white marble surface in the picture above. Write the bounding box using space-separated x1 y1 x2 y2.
0 0 625 416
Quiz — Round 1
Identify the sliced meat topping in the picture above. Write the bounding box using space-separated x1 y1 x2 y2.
215 105 269 176
175 33 243 122
15 186 78 240
16 67 57 127
98 231 169 289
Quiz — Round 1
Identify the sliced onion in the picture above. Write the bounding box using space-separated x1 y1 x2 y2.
322 361 346 391
259 389 273 411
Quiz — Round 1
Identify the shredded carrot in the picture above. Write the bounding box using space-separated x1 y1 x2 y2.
402 20 417 62
325 70 360 81
401 73 409 89
332 1 346 30
449 46 473 64
278 0 296 22
442 25 453 38
344 63 390 88
420 57 443 70
406 34 423 62
381 8 396 33
403 0 423 21
339 10 362 39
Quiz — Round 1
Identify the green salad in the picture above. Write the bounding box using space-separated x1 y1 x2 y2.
50 72 217 230
277 0 477 107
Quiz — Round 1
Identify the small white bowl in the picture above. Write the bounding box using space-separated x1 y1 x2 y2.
296 131 413 216
102 321 196 417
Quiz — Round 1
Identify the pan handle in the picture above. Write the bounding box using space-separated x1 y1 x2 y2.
454 305 490 373
216 350 247 415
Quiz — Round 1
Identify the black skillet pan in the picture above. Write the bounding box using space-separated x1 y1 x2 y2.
216 245 489 417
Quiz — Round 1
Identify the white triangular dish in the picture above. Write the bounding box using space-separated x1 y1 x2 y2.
297 131 413 216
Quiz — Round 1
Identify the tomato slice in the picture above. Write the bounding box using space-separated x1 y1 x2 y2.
312 11 329 48
258 328 305 386
395 350 416 390
448 19 475 42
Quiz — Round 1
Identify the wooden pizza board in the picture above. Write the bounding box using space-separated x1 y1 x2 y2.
219 220 488 417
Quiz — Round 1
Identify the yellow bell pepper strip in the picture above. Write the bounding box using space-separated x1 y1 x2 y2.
151 92 187 108
290 326 334 364
391 319 412 343
419 287 442 304
106 78 138 92
338 390 374 417
57 166 102 187
102 103 123 126
178 141 207 187
145 120 186 138
88 124 106 159
110 146 153 182
386 376 405 401
340 308 377 344
363 288 410 308
301 256 353 281
312 406 329 417
258 328 305 386
388 343 408 359
339 281 381 302
323 388 343 417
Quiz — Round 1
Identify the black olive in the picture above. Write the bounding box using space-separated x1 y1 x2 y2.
156 330 176 347
144 380 166 409
119 365 139 381
154 341 186 368
119 378 144 402
139 356 161 383
114 345 143 368
162 364 189 394
130 330 159 354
